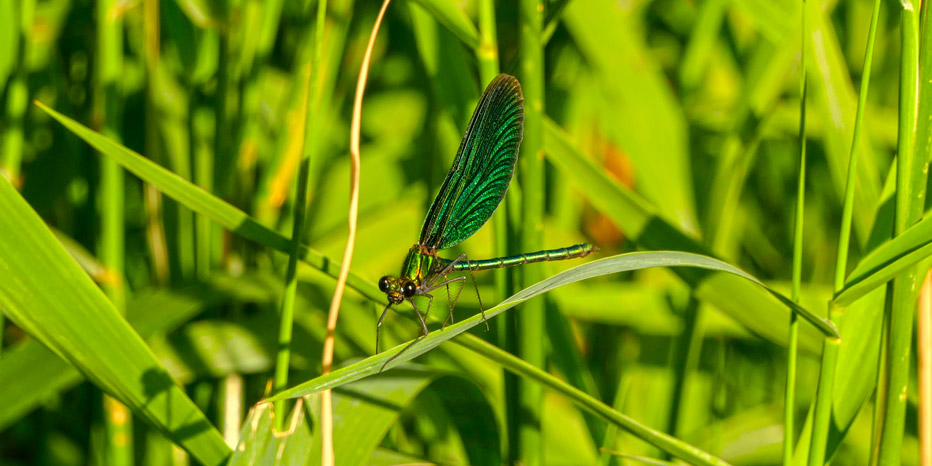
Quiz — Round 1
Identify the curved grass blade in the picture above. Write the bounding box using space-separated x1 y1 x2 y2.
267 251 834 402
264 251 832 465
835 212 932 306
0 176 230 465
35 101 375 300
409 0 479 49
455 336 728 466
232 368 497 466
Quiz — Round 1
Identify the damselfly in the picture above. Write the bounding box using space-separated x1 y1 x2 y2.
376 74 597 354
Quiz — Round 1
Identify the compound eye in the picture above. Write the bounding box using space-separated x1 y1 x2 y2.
403 281 417 298
378 276 391 293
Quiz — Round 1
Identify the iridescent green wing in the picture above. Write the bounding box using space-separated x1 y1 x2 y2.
419 74 524 251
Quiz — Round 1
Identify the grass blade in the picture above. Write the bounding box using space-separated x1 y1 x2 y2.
409 0 479 49
519 0 546 463
265 251 827 399
35 101 375 299
877 3 923 462
836 212 932 306
0 176 230 465
264 251 781 464
785 1 809 462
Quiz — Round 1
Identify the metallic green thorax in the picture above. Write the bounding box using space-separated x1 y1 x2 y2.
400 246 439 284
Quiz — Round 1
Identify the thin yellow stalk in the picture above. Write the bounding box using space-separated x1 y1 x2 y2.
919 270 932 466
320 1 391 464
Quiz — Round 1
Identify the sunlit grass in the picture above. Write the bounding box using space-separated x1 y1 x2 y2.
1 1 930 465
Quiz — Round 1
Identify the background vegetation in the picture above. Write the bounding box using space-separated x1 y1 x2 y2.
0 0 930 464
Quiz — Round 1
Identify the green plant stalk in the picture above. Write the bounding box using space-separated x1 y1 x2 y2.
476 0 498 85
666 296 701 441
192 105 215 282
809 0 882 462
273 0 328 430
918 0 932 167
598 374 630 466
785 3 807 464
545 302 606 444
454 336 732 466
878 4 922 463
0 0 36 361
518 0 545 464
0 0 30 359
476 0 509 330
98 0 125 313
475 0 516 456
97 0 133 464
1 0 33 185
870 294 890 465
213 6 235 202
143 0 169 284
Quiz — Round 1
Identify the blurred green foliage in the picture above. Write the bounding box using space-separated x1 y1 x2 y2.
0 0 928 464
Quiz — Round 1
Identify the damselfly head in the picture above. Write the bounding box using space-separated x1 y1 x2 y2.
378 275 416 304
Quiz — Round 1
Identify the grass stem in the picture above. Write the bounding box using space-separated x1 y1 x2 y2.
97 0 133 464
877 4 922 463
518 0 546 463
0 0 33 186
784 2 808 463
809 0 882 462
319 1 388 463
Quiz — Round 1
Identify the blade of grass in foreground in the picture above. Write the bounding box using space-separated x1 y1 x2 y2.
878 2 923 462
265 251 829 388
836 212 932 306
0 176 229 465
264 251 828 465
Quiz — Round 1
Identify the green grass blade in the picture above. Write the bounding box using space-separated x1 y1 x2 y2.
264 252 767 465
519 0 546 463
409 0 479 49
234 369 497 466
0 0 33 184
273 0 327 429
266 252 827 396
0 283 255 430
0 176 230 465
453 337 730 466
35 101 376 300
785 2 809 462
807 1 883 244
809 0 884 462
878 3 923 462
677 0 728 91
835 210 932 306
96 0 132 462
